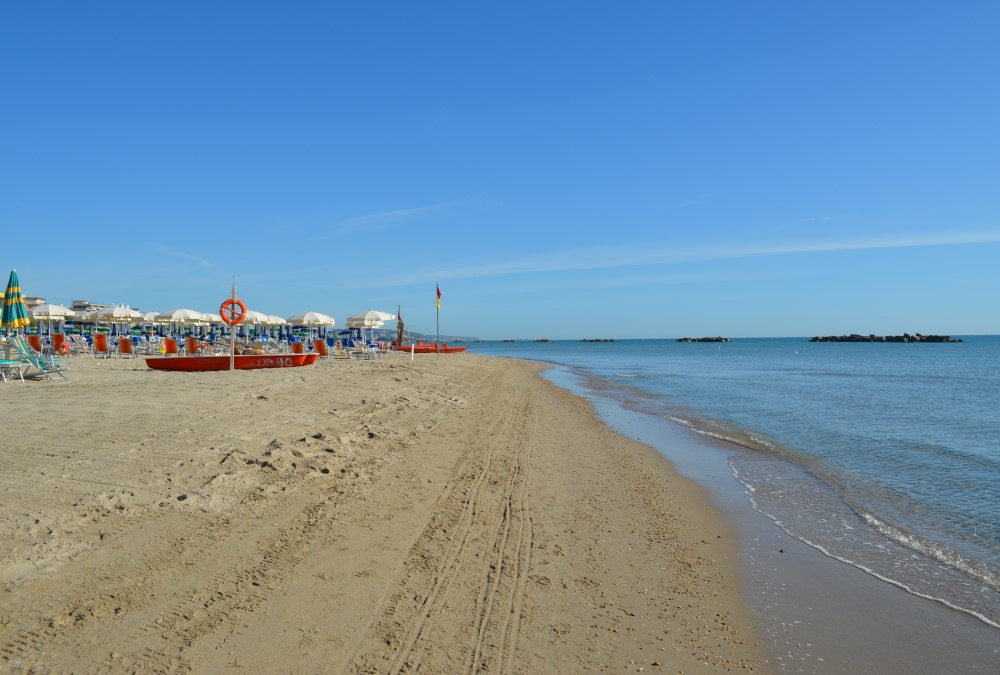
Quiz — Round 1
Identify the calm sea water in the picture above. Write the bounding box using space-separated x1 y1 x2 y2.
467 337 1000 626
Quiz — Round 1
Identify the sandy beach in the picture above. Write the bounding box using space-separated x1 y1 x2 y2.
0 353 763 673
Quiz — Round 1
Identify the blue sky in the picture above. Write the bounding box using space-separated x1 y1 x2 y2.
3 2 998 338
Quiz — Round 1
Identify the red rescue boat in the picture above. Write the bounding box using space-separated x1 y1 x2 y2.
145 353 319 371
394 342 468 354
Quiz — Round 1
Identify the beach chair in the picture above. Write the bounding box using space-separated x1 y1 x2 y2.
9 336 70 382
291 341 304 354
349 339 375 360
51 333 68 356
68 334 91 356
313 338 332 362
93 333 113 358
27 334 46 355
117 336 137 359
162 338 179 356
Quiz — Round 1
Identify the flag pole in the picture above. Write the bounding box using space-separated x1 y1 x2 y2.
436 282 440 357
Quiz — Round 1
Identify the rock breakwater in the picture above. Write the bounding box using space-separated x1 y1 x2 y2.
809 333 962 343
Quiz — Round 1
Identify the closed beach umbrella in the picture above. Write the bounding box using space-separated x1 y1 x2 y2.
76 309 98 334
2 269 32 334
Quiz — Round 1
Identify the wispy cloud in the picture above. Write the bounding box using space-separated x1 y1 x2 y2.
362 230 1000 288
311 203 456 240
146 243 213 269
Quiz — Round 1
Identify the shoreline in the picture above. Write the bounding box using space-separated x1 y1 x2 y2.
0 353 764 672
541 362 1000 673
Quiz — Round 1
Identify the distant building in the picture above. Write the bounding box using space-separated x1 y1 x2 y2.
71 300 109 312
23 296 45 308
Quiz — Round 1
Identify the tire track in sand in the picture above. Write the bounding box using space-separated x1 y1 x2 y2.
349 375 536 674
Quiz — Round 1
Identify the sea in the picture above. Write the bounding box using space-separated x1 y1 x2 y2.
466 336 1000 629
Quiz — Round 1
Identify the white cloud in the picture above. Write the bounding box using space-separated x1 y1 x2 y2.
146 243 212 269
363 230 1000 287
311 203 459 240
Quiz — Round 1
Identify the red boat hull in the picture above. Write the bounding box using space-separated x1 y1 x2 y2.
145 353 319 371
394 344 468 354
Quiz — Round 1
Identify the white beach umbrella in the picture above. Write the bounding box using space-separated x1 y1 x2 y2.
238 309 269 339
243 309 270 324
154 308 203 337
91 305 142 337
345 309 395 328
31 303 76 334
142 311 161 323
154 308 204 323
31 303 76 321
345 310 395 344
92 305 143 322
76 309 99 323
286 311 336 326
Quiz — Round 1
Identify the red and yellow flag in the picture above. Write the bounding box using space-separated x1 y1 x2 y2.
436 284 441 309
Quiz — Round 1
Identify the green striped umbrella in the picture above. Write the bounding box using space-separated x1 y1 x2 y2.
2 269 32 334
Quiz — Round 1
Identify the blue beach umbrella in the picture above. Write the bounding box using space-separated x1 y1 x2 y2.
2 269 32 335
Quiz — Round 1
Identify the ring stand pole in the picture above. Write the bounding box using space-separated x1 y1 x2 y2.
230 281 236 371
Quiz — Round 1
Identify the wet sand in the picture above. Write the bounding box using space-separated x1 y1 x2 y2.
557 367 1000 674
0 353 763 673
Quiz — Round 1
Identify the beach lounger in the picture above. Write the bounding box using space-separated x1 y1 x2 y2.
9 336 70 382
0 358 26 383
349 339 377 360
68 334 91 356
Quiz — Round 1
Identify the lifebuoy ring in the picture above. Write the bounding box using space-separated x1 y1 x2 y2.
56 342 71 355
220 297 247 325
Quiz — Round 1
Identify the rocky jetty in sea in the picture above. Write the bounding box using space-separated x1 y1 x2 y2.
809 333 963 343
580 338 620 343
676 337 730 343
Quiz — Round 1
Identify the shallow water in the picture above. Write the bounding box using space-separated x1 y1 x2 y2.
468 337 1000 626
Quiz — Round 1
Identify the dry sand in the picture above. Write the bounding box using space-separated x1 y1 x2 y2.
0 353 764 673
